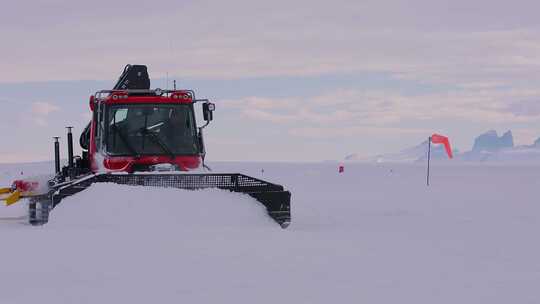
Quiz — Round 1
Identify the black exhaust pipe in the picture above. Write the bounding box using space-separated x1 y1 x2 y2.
66 127 74 168
53 137 60 174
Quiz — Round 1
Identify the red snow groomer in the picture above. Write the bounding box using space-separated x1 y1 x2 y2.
0 65 291 228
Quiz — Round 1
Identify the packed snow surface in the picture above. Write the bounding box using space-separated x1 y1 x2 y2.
1 161 540 303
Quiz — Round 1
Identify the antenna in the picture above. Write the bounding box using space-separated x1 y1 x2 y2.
167 38 173 90
173 80 177 90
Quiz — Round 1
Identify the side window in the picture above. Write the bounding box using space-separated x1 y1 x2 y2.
96 103 106 151
187 113 195 135
92 104 98 149
95 103 101 151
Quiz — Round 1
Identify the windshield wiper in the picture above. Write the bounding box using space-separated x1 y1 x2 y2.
140 127 175 159
111 125 140 157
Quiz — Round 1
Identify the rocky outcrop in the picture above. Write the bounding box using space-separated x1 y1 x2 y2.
471 130 513 152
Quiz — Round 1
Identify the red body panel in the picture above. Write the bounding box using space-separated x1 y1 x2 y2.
104 96 193 105
12 180 39 192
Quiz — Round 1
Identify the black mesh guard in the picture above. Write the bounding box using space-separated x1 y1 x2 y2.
97 173 284 192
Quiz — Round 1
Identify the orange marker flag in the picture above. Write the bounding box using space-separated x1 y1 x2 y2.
431 133 453 159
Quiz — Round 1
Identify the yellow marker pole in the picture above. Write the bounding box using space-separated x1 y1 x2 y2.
0 188 11 194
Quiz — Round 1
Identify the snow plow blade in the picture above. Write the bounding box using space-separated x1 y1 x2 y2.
50 173 291 228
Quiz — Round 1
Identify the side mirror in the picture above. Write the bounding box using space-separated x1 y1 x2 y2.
202 102 215 121
89 95 95 111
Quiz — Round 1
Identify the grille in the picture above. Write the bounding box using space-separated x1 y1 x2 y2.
96 173 284 192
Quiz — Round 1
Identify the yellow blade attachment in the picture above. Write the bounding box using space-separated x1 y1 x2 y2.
3 190 21 206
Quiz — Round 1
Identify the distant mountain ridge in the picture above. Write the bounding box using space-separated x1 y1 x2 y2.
345 130 540 163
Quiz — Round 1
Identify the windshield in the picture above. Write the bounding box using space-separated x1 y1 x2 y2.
105 104 199 156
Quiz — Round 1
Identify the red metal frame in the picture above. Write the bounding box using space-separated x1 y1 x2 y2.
88 92 202 172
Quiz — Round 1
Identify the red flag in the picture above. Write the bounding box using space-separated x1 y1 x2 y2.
431 133 453 159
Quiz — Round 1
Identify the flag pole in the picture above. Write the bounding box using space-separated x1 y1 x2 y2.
427 136 431 186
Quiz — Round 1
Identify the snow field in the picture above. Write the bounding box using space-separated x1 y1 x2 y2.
1 161 540 303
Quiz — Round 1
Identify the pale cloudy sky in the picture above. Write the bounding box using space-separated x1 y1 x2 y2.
1 0 540 162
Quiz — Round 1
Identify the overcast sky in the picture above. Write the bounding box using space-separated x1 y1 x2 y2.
1 0 540 162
